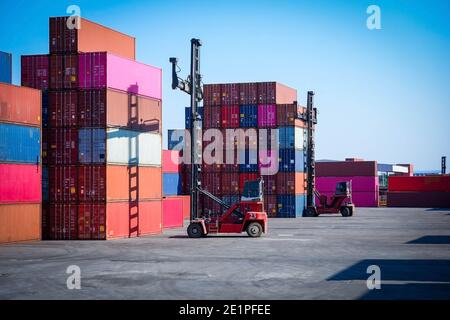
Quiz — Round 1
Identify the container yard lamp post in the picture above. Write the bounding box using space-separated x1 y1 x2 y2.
170 39 203 222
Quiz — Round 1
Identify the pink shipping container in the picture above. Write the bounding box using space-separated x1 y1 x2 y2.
78 52 162 100
316 176 379 193
163 150 181 173
0 164 42 203
21 55 49 90
258 104 277 128
163 197 184 229
318 191 378 207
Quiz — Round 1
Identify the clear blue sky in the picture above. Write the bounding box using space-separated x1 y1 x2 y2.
1 0 449 170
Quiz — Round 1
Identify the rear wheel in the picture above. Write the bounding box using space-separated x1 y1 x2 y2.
187 223 204 238
246 222 263 238
340 207 351 217
304 207 318 217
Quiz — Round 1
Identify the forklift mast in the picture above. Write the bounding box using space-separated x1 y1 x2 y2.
305 91 318 209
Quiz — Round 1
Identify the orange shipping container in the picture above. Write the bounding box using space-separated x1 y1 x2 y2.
50 17 136 60
0 83 41 127
0 204 41 243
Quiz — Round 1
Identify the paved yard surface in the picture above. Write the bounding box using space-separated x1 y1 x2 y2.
1 207 450 300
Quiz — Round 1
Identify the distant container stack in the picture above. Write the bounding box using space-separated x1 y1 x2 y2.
387 175 450 208
0 83 42 243
173 81 311 218
316 159 379 207
21 16 163 240
0 51 12 84
162 150 190 229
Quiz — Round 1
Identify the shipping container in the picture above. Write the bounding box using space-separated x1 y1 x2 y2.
79 89 162 132
238 148 258 173
48 166 78 202
279 148 305 172
0 204 41 243
221 83 240 105
239 105 258 128
0 163 41 203
78 203 107 240
163 150 181 173
78 128 162 166
180 195 191 219
277 172 305 194
42 91 49 128
163 173 182 196
163 197 184 229
49 54 78 89
258 104 277 128
42 166 49 202
388 176 450 192
0 83 41 127
239 83 258 105
277 195 305 218
46 128 78 164
317 161 377 177
202 173 222 195
21 55 49 90
78 52 162 100
203 105 221 128
279 126 305 149
0 51 12 84
221 105 240 128
277 104 298 126
387 191 450 208
264 195 278 217
262 174 277 195
49 90 78 127
257 82 297 104
0 123 41 164
258 150 279 175
45 203 78 240
49 17 136 60
316 176 379 193
222 172 240 195
203 84 221 106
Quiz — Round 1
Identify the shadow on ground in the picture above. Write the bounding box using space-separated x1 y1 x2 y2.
406 236 450 244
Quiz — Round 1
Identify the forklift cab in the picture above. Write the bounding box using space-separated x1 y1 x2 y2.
241 179 264 202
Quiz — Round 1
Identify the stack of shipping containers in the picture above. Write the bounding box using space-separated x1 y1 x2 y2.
316 159 379 207
179 82 310 218
21 16 163 240
0 83 42 243
162 150 190 229
0 51 12 84
387 175 450 207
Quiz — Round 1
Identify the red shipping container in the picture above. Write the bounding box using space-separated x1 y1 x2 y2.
21 55 49 91
221 105 240 128
48 166 78 203
0 164 41 203
263 174 277 195
203 84 222 106
258 82 297 104
0 83 42 127
317 161 377 177
78 203 107 240
277 104 298 126
49 54 78 90
47 203 78 240
388 176 450 192
222 172 240 195
277 172 306 194
78 165 107 203
163 150 181 173
180 195 191 219
264 195 278 217
387 191 450 208
49 91 78 127
49 17 136 60
163 197 184 229
239 82 258 105
204 105 221 128
239 173 259 192
221 83 240 105
46 128 78 164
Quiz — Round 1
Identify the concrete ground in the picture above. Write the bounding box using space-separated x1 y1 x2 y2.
1 207 450 300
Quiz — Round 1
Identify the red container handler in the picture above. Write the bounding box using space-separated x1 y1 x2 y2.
49 91 78 127
0 164 42 204
21 55 49 91
163 197 184 229
388 176 450 192
0 83 42 127
49 54 78 90
239 173 259 192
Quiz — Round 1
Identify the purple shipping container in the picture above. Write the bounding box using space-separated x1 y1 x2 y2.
21 55 49 90
258 104 277 128
316 176 379 193
78 52 162 100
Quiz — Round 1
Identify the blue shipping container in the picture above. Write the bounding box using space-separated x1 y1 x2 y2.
163 173 182 196
277 195 306 218
168 129 185 150
78 129 106 164
240 105 258 128
238 148 258 172
0 123 41 164
279 148 305 172
0 51 12 84
185 107 204 129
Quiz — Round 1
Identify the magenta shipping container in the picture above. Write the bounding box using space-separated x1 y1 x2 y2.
163 198 184 229
258 104 277 128
316 176 379 193
78 52 162 100
318 191 378 207
0 164 41 203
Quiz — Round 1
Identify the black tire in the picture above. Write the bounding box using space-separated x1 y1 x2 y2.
304 207 318 217
340 207 351 217
187 223 204 238
246 222 263 238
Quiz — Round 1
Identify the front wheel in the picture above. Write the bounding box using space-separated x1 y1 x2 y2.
187 223 204 238
304 207 318 217
340 207 351 217
246 222 263 238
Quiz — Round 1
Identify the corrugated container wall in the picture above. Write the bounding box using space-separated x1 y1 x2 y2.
0 51 12 84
